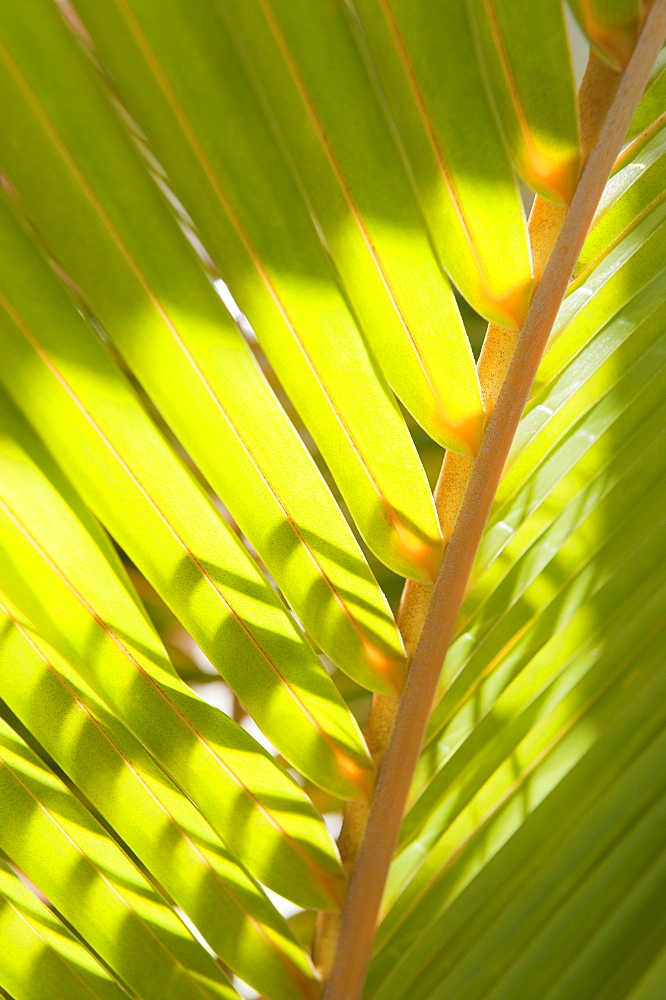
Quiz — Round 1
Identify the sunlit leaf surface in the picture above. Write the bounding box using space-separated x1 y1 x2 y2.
366 120 666 999
0 1 663 998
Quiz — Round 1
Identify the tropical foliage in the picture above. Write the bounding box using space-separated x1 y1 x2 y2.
0 2 664 999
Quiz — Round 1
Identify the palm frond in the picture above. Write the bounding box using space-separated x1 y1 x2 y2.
0 392 345 909
0 718 239 1000
0 0 443 583
367 100 666 999
0 595 320 1000
0 2 663 998
0 858 129 1000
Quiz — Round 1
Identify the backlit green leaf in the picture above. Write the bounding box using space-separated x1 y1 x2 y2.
0 718 239 1000
469 0 581 204
627 44 666 139
575 117 666 278
0 859 127 1000
0 2 410 692
350 0 534 328
0 0 442 583
568 0 645 70
0 394 346 910
0 196 377 800
0 599 320 1000
365 142 666 997
208 0 485 456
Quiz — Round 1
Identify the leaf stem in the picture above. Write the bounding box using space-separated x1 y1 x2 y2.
314 47 620 976
322 5 666 996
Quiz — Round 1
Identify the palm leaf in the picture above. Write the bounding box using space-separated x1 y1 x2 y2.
627 42 666 138
0 0 442 583
366 98 666 998
0 596 319 1000
0 859 128 1000
348 0 536 328
575 115 666 277
0 393 345 910
0 200 378 802
0 717 239 1000
568 0 645 69
0 1 664 999
468 0 581 203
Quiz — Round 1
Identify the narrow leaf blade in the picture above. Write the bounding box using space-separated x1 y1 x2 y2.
350 0 534 328
212 0 485 455
469 0 581 204
0 599 320 1000
0 860 127 1000
0 195 377 798
0 0 443 582
568 0 645 70
0 719 239 1000
0 394 346 910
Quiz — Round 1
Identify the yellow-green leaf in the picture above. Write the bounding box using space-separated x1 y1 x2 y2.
469 0 581 204
568 0 645 70
208 0 485 456
0 598 320 1000
350 0 534 328
627 44 666 139
0 719 239 1000
0 195 377 799
575 118 666 280
0 394 346 911
0 859 127 1000
0 0 442 582
0 3 409 692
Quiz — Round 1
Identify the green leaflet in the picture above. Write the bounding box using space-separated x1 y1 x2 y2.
371 685 666 998
0 5 412 692
372 480 666 991
627 44 666 140
0 395 346 911
210 0 484 457
0 719 239 1000
404 559 666 893
0 0 411 692
0 859 127 1000
399 126 666 837
427 423 666 781
0 600 320 1000
350 0 533 329
625 947 666 1000
362 144 666 995
423 368 666 770
0 0 443 583
567 0 645 70
376 570 666 935
575 121 666 279
535 224 666 403
0 1 661 995
478 277 666 590
419 331 666 801
468 0 581 204
543 843 666 1000
431 259 666 758
0 197 376 803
